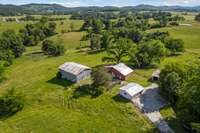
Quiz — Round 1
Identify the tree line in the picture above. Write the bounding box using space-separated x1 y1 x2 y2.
81 14 184 68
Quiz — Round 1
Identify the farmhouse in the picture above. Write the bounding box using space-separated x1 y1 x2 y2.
119 83 144 100
106 63 133 80
59 62 91 82
151 69 161 81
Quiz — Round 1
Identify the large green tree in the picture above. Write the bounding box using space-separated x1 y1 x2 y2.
0 30 25 58
103 37 135 64
131 40 166 68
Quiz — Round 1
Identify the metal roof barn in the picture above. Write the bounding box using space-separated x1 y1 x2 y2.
113 63 133 76
119 83 144 100
151 69 161 81
59 62 91 82
106 63 133 80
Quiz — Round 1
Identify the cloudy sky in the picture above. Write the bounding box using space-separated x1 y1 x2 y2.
0 0 200 7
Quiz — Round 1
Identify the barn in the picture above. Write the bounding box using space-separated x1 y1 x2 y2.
106 63 133 80
119 83 144 100
59 62 91 82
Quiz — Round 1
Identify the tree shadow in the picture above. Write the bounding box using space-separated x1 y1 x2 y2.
87 49 104 55
163 117 189 133
112 94 130 103
46 77 73 88
73 84 102 99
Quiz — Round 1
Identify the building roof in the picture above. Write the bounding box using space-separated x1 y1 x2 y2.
59 62 91 76
152 69 161 78
120 83 144 97
112 63 133 76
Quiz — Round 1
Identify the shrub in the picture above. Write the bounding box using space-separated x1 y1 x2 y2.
0 88 24 118
42 40 66 56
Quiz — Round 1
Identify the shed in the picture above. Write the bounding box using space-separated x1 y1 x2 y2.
59 62 91 82
106 63 133 80
151 70 161 81
119 83 144 100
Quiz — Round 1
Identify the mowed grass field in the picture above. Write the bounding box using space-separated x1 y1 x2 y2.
0 13 200 133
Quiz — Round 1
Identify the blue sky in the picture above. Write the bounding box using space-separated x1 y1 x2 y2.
1 0 200 7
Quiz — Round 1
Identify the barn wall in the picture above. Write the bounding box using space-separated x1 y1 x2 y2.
60 70 77 82
120 90 132 100
110 68 126 80
76 70 91 82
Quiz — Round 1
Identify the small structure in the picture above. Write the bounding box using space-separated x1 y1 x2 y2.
106 63 133 80
119 83 144 100
151 70 161 81
59 62 91 82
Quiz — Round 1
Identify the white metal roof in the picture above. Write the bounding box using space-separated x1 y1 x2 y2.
59 62 91 76
120 83 144 97
113 63 133 76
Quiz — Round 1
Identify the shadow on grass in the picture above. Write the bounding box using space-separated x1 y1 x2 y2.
163 117 189 133
112 94 129 103
47 77 73 88
73 84 102 99
87 49 104 55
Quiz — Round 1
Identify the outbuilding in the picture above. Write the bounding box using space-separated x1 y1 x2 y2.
59 62 91 82
119 83 144 100
151 69 161 81
106 63 133 80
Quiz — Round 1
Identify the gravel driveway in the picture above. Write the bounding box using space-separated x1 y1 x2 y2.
132 84 174 133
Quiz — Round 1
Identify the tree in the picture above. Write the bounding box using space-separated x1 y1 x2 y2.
103 38 135 64
90 34 101 50
100 31 113 49
70 22 75 32
177 62 200 123
0 88 24 118
92 19 104 33
42 40 65 56
91 66 112 88
0 63 5 81
0 30 25 58
195 14 200 22
164 37 184 55
131 40 166 68
159 63 187 104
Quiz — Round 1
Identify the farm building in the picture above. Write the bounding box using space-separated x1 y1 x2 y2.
59 62 91 82
119 83 144 100
151 70 161 81
106 63 133 80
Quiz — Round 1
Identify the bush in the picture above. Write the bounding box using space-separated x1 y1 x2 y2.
42 40 66 56
169 21 179 26
0 88 24 118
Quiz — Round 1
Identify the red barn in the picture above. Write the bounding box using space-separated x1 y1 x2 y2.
106 63 133 80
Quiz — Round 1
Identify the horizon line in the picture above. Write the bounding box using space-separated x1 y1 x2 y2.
0 3 200 8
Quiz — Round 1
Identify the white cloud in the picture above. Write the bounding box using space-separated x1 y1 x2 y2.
163 0 200 6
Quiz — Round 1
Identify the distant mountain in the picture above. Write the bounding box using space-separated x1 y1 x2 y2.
0 3 200 16
20 3 68 13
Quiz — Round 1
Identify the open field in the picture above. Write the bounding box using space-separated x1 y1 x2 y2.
0 13 200 132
